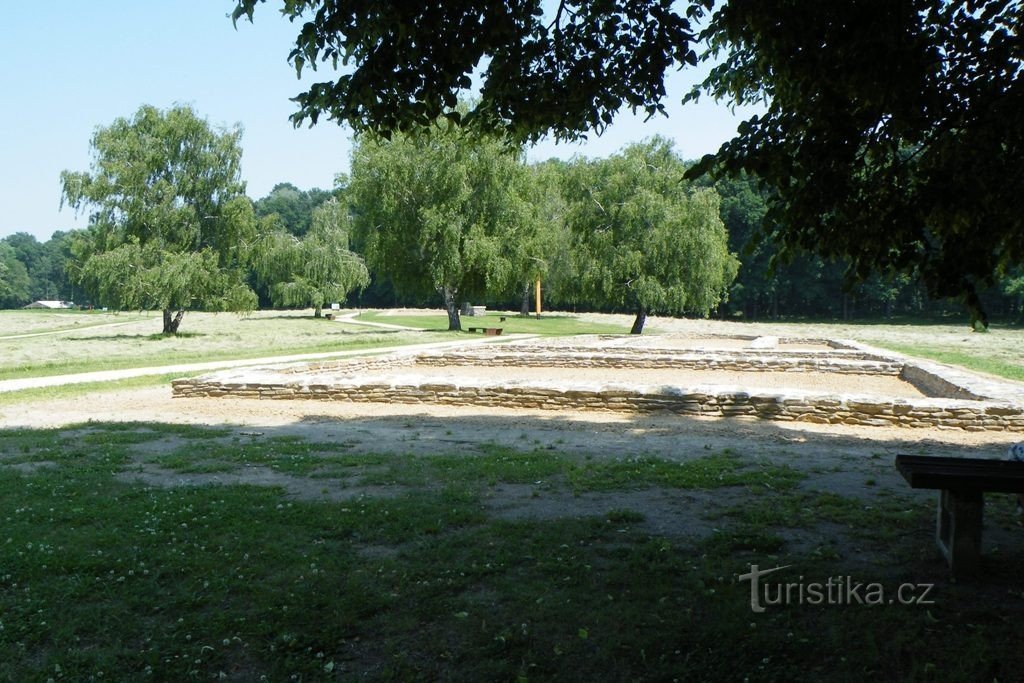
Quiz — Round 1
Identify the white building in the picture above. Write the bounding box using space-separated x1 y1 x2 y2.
23 300 74 309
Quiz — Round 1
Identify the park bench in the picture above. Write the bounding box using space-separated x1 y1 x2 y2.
895 454 1024 577
467 327 503 336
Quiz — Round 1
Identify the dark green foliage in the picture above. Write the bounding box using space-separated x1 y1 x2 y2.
0 242 31 308
690 0 1023 327
235 0 1022 325
232 0 708 141
253 182 335 236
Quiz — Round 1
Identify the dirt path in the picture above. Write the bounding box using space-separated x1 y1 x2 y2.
332 312 421 331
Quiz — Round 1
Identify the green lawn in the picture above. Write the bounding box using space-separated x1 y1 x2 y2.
2 423 1022 681
356 310 628 335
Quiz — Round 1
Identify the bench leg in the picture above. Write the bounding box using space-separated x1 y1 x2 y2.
936 489 983 577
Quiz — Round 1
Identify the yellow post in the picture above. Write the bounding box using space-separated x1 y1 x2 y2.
535 278 542 317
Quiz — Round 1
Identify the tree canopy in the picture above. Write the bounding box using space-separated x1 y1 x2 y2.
0 242 31 308
235 0 1022 326
252 198 369 317
61 105 258 334
253 182 335 236
562 138 737 333
348 120 535 330
688 0 1023 328
232 0 702 141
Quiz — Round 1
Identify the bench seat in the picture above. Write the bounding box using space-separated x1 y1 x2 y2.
895 455 1024 577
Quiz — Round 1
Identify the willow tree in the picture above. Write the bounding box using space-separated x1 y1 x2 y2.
237 0 1023 326
252 199 369 317
564 138 738 334
61 105 257 334
348 120 533 331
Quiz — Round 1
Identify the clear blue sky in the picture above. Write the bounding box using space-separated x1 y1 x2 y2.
0 2 759 242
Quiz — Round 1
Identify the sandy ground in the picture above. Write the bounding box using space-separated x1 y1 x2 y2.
2 384 1017 456
347 363 927 398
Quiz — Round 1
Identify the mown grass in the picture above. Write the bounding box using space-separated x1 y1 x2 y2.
0 310 151 337
3 422 1024 681
356 310 627 336
0 308 461 382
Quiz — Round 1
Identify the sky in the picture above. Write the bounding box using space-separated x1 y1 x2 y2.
0 2 760 242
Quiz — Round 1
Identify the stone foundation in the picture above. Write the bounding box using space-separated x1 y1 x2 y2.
171 335 1024 432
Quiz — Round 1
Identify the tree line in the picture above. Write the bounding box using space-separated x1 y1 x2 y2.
2 103 1021 331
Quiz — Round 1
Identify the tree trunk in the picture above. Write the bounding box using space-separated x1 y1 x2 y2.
440 286 461 331
520 283 531 316
162 309 185 335
314 306 322 318
630 307 647 335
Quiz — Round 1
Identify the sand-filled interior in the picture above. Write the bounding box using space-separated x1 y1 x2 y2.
320 363 928 398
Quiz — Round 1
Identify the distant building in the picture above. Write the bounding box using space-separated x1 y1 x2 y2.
23 300 75 309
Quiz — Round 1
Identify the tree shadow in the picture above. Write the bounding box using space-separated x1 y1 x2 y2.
66 332 207 341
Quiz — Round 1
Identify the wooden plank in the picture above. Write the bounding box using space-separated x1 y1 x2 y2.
895 455 1024 493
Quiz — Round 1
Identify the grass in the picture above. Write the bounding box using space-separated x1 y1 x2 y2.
871 342 1024 382
356 310 628 336
3 422 1024 681
0 309 453 381
0 310 151 337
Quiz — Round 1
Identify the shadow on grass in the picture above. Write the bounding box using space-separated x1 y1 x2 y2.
730 312 1024 330
2 412 1023 680
66 332 208 341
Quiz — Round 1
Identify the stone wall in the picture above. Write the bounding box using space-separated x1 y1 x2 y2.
411 350 902 375
170 336 1024 432
171 376 1024 432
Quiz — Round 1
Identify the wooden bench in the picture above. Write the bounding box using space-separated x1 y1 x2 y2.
895 455 1024 577
466 327 503 336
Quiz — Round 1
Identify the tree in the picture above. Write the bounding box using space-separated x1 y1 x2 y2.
3 233 49 301
687 0 1023 328
563 138 737 334
253 182 335 236
232 0 703 141
252 199 369 317
237 0 1022 326
503 160 571 316
0 242 31 308
348 120 534 331
61 105 258 334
